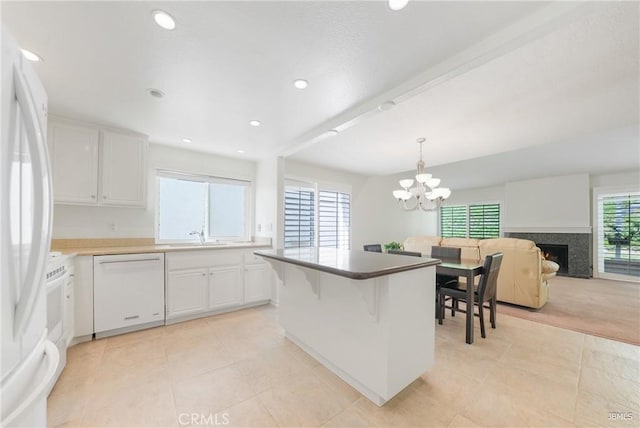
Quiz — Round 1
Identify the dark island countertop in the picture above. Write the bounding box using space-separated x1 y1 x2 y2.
254 247 440 280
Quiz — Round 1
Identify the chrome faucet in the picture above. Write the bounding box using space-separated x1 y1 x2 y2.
189 229 205 244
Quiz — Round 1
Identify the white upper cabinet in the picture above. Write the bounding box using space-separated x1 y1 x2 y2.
48 119 148 207
101 131 146 206
49 123 100 204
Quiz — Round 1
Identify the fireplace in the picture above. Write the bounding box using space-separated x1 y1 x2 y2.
505 232 592 278
537 243 569 276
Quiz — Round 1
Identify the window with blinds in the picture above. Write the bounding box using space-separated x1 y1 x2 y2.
284 187 315 248
469 204 500 239
283 181 352 249
440 205 467 238
597 192 640 278
318 190 350 249
440 203 501 239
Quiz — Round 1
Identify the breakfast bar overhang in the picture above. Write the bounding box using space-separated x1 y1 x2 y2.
255 248 439 406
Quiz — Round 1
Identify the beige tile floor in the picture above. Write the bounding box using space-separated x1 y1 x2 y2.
48 305 640 427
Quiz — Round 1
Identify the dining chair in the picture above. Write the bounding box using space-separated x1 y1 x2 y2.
363 244 383 252
387 249 422 257
431 246 462 319
431 246 461 286
438 252 503 339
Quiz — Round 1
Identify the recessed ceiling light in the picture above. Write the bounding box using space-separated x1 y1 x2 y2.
182 138 192 143
147 88 165 98
237 150 245 154
327 130 339 136
378 101 396 111
249 120 261 127
293 79 308 89
21 49 43 62
152 10 176 30
388 0 409 11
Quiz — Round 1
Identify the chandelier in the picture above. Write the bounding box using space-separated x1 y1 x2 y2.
392 138 451 211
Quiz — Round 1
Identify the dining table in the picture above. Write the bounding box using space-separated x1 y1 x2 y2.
436 258 485 344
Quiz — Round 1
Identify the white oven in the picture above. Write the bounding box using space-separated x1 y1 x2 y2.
45 255 68 392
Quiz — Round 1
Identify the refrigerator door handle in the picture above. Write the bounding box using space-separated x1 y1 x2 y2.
12 64 53 337
1 340 60 427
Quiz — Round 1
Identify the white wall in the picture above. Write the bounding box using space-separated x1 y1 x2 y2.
254 156 278 242
590 170 640 188
504 173 591 233
52 143 256 239
442 185 504 207
353 172 438 249
435 170 639 236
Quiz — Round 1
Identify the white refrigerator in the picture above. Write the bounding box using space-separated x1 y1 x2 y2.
1 27 60 426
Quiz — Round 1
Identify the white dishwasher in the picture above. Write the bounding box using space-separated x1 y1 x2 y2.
93 253 165 338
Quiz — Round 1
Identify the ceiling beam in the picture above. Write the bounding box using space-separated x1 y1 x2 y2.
277 1 601 158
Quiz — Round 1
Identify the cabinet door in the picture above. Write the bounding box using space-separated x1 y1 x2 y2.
48 123 99 204
101 131 147 207
244 264 271 303
208 266 242 309
167 268 208 319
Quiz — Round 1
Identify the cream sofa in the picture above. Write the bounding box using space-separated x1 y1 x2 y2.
403 236 559 309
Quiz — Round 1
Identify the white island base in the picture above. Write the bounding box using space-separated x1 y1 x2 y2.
267 257 436 406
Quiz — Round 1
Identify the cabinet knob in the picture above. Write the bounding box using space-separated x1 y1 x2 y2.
103 196 107 199
202 273 206 277
91 195 96 199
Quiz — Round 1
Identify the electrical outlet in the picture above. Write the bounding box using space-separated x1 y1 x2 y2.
108 223 117 232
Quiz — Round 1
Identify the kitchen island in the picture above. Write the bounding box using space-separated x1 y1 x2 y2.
255 247 439 406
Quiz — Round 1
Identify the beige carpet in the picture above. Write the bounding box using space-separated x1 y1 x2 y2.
496 276 640 345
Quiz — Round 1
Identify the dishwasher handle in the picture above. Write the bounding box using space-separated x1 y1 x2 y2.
99 257 161 265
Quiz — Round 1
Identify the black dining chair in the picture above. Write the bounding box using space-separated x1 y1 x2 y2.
387 249 422 257
363 244 383 253
438 252 503 339
431 246 461 287
431 246 462 319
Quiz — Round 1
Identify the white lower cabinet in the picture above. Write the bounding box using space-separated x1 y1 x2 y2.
166 249 271 321
167 269 208 318
244 264 270 303
208 266 243 309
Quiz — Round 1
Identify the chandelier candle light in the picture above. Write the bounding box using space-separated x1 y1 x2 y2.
392 138 452 211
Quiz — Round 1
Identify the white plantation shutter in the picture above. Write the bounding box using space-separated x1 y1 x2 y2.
440 205 467 238
284 183 315 248
318 190 350 249
440 203 501 239
469 204 500 239
283 180 351 249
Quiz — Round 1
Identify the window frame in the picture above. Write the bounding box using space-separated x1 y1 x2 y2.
439 202 502 239
593 186 640 282
156 169 252 244
283 177 352 250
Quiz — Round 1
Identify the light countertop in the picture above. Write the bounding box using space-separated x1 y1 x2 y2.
51 238 272 256
255 247 440 280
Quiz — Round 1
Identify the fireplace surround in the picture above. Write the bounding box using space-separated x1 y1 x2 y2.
505 232 592 278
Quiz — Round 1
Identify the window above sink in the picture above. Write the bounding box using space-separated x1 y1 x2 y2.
156 170 251 245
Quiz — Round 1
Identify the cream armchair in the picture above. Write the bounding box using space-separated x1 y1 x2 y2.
403 236 559 309
479 238 557 309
